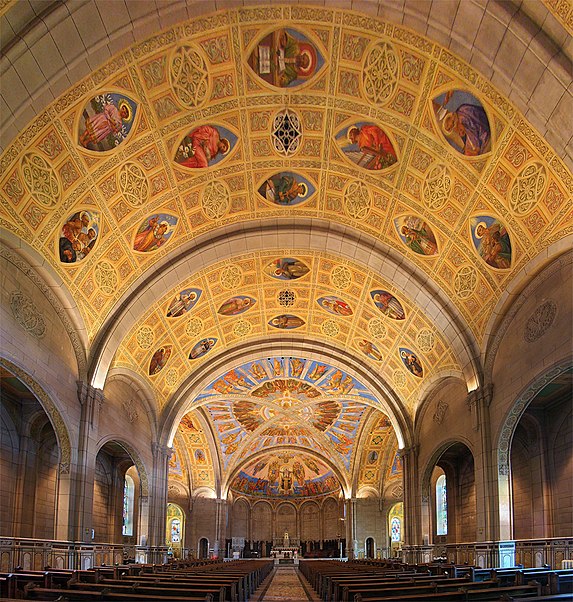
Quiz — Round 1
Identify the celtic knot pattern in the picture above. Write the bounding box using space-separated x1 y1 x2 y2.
363 42 399 105
118 162 149 206
368 318 387 340
233 319 252 337
454 265 478 299
170 45 209 109
185 317 204 337
10 291 46 338
136 326 154 349
393 370 407 388
94 261 118 296
20 153 60 207
271 109 302 156
321 319 340 337
510 162 546 215
165 368 179 387
331 265 352 290
416 329 435 352
423 164 451 210
220 265 243 289
524 300 557 343
344 180 371 219
202 181 230 220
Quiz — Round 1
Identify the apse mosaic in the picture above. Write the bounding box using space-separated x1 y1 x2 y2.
230 452 340 498
1 7 570 419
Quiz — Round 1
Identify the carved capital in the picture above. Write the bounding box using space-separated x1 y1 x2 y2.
152 442 172 460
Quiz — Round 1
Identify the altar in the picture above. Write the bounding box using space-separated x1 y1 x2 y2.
271 532 300 565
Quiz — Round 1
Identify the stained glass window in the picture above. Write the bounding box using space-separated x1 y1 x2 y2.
391 517 401 542
122 474 135 536
436 474 447 535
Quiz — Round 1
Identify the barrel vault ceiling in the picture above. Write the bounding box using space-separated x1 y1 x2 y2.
1 3 571 496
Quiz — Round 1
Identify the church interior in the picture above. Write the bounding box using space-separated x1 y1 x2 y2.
0 0 572 597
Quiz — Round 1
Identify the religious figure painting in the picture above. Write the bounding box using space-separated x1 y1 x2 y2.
247 28 324 89
217 295 256 316
264 257 310 280
59 210 100 263
189 337 217 360
258 172 314 206
399 347 424 378
78 93 137 152
174 124 236 168
133 213 178 253
194 449 206 464
367 450 379 464
149 345 172 376
370 290 406 321
335 122 397 170
316 295 353 316
432 90 491 156
470 215 512 269
394 215 439 256
268 314 305 329
166 288 201 318
356 338 383 361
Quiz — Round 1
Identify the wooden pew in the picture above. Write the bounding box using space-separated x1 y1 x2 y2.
549 570 573 594
353 582 542 602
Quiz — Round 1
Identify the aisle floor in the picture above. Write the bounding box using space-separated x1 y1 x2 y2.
252 566 320 601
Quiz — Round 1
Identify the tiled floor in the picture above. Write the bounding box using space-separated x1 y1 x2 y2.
253 566 320 601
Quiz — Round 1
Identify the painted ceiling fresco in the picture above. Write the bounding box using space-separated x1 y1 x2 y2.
195 357 377 476
229 451 341 498
1 6 571 498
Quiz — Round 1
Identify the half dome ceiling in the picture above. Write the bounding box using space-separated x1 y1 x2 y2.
1 5 571 497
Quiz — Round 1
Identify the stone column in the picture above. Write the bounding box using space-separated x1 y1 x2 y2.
466 384 496 542
399 445 420 562
343 497 355 559
215 498 228 558
147 442 172 561
71 381 104 543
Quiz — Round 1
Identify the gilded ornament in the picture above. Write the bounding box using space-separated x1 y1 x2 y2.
220 264 243 289
271 109 302 156
509 162 546 215
454 265 478 299
20 153 60 207
94 261 118 296
118 162 149 206
330 265 352 290
344 180 371 219
363 42 399 105
423 164 451 210
368 318 388 340
233 319 252 337
321 319 340 337
202 180 230 220
185 317 204 337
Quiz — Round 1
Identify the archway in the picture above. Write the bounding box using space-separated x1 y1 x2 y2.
198 537 209 559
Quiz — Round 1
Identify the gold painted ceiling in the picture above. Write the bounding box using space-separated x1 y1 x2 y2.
1 6 571 497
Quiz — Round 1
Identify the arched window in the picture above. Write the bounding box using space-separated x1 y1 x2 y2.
436 474 447 535
390 517 401 542
122 474 135 536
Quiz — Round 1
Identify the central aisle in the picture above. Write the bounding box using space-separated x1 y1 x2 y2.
253 566 320 601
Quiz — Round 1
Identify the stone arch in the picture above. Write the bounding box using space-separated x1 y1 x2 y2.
95 435 149 497
0 357 72 472
251 501 272 542
495 359 572 540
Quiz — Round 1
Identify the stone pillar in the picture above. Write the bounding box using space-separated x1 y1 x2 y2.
215 498 228 559
147 442 172 561
400 445 421 563
467 384 497 542
71 381 104 543
344 498 355 559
